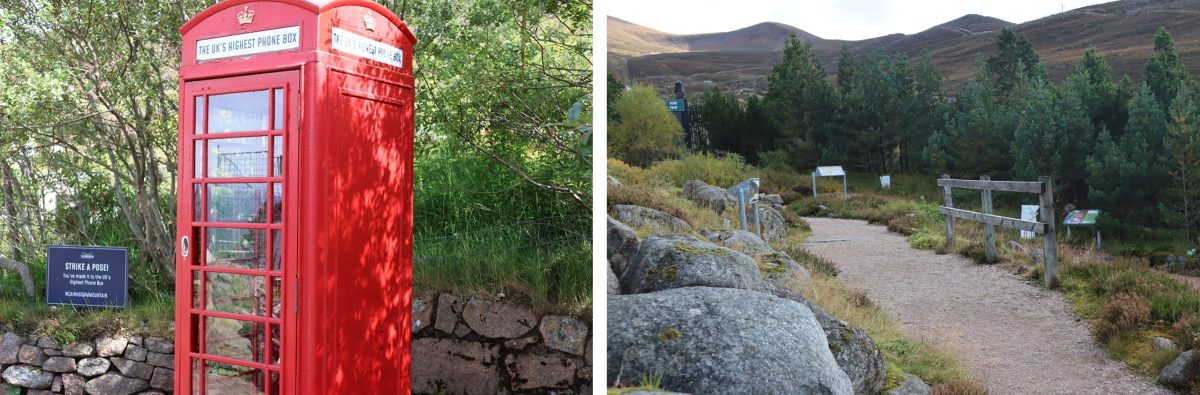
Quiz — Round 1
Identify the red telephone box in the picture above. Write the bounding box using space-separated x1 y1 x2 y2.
175 1 415 393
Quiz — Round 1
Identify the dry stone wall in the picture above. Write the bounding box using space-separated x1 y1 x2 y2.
2 291 590 395
0 332 174 395
411 293 592 395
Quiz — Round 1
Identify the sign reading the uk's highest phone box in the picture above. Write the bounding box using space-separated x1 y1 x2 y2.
46 245 128 308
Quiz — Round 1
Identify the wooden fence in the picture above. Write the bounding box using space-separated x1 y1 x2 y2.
937 175 1058 288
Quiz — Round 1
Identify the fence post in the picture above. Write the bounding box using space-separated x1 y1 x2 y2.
812 172 818 198
942 174 954 247
1038 176 1058 288
738 189 748 232
981 175 996 263
753 199 763 240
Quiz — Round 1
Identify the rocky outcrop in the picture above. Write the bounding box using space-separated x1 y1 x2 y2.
698 229 774 256
608 286 853 394
1159 349 1198 388
620 235 768 294
767 286 886 395
757 251 812 292
757 205 788 242
612 205 692 234
887 373 932 395
683 180 735 214
608 266 621 296
412 292 591 394
607 216 640 276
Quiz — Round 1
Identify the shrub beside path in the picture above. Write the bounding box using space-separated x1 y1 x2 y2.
803 217 1170 395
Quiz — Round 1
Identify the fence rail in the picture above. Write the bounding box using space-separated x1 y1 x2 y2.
939 175 1058 288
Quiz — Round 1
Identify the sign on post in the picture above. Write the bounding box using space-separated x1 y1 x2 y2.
880 175 891 189
665 99 686 112
46 245 128 308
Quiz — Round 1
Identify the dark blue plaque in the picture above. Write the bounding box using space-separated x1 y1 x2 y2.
45 245 129 308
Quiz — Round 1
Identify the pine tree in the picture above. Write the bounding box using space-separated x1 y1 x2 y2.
1144 28 1190 115
984 28 1045 101
1161 83 1200 245
763 35 837 170
1068 47 1128 138
694 87 744 157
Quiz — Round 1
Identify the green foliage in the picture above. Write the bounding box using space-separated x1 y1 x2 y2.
610 84 683 166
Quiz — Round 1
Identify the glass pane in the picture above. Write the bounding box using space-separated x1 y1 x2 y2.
273 89 284 130
269 371 280 395
195 96 205 134
206 228 266 270
270 230 281 271
190 317 201 353
205 272 266 317
204 360 265 394
271 185 282 224
270 277 281 318
193 184 202 222
208 183 268 223
208 137 269 178
205 317 266 364
208 90 270 133
194 140 204 178
269 324 280 366
272 136 283 177
193 271 202 309
192 359 201 393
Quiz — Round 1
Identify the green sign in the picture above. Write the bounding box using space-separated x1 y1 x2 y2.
665 99 685 112
1063 209 1100 226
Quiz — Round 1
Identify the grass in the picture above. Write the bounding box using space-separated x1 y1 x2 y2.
413 227 591 315
0 294 174 343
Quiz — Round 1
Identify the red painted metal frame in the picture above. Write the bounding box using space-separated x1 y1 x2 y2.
177 1 415 394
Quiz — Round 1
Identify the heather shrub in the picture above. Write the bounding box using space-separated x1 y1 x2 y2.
1097 292 1151 341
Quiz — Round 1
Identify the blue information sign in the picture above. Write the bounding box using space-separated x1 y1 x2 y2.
665 99 686 112
46 245 128 308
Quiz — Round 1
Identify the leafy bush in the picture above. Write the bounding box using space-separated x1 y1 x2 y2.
610 85 683 167
1097 292 1151 341
607 158 663 186
646 153 756 187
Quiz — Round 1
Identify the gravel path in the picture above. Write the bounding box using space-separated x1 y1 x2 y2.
803 217 1170 395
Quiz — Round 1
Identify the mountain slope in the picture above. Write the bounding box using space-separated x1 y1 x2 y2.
610 0 1200 95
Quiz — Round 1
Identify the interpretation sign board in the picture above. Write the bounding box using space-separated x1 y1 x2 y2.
815 166 845 177
196 26 301 62
880 175 891 189
45 245 128 308
1063 209 1100 226
1020 205 1039 239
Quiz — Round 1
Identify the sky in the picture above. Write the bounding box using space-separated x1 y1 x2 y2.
607 0 1112 40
